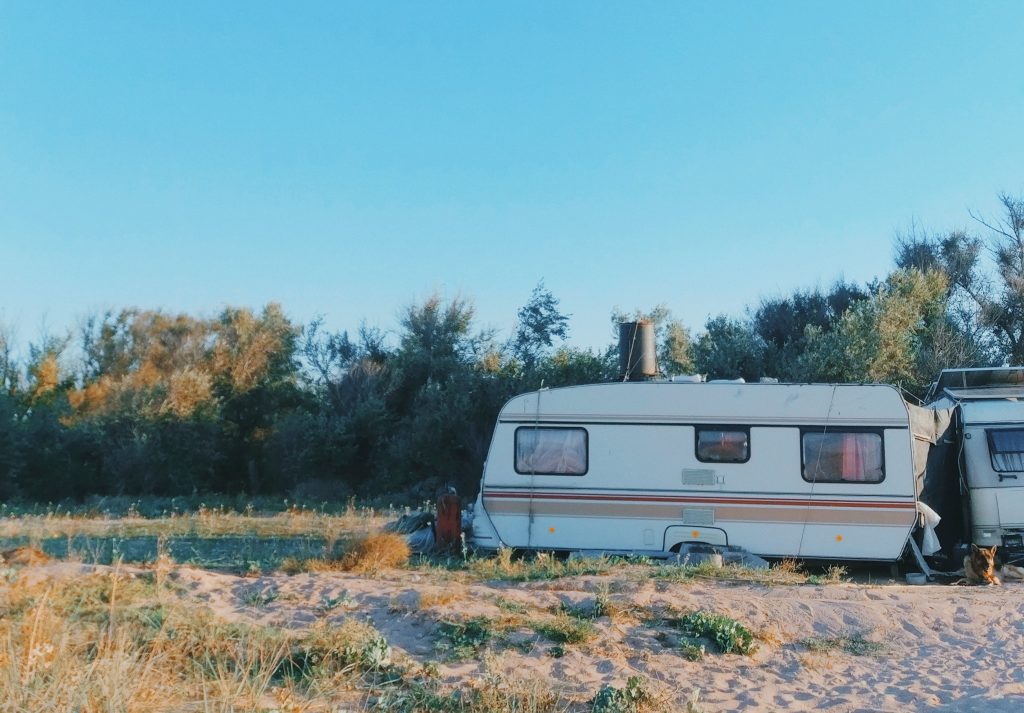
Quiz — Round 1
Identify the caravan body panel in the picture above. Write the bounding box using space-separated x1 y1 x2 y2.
474 382 918 561
959 399 1024 548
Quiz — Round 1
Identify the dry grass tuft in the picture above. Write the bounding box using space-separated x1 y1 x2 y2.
755 622 785 648
279 556 345 575
417 587 466 610
0 547 52 566
0 564 400 711
340 533 410 573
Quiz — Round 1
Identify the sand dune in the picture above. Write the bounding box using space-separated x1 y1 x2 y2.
15 562 1024 711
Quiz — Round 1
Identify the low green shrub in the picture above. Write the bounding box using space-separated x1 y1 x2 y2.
675 611 756 655
591 676 653 713
532 612 597 645
438 616 495 658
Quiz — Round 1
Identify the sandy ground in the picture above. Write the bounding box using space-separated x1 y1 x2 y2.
20 562 1024 712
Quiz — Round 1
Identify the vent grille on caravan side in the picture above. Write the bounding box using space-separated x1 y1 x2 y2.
682 508 716 526
681 468 718 486
618 321 658 381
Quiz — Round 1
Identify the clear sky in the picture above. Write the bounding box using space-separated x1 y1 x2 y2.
1 2 1022 353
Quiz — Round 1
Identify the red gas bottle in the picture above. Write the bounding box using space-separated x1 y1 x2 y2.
435 493 462 549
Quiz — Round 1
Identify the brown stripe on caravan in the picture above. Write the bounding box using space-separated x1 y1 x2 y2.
484 490 915 508
482 494 916 527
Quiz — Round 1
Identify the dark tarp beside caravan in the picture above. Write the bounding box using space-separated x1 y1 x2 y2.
908 403 962 553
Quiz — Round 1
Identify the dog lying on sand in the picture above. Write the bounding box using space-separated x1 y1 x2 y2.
964 544 1000 585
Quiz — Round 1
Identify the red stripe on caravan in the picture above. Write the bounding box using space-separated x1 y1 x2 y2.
482 490 916 510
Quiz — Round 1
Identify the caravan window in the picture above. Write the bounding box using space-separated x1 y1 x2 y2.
802 431 884 483
987 429 1024 472
515 427 588 475
696 428 750 463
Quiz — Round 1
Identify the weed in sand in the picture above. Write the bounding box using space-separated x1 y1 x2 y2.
679 641 706 661
417 588 465 610
822 564 848 583
280 618 393 682
685 687 705 713
376 671 565 713
318 590 357 613
280 556 344 575
531 611 598 645
558 585 621 622
280 532 410 576
668 611 757 655
591 675 655 713
496 597 529 615
438 616 497 659
467 548 616 582
800 631 886 657
241 587 279 608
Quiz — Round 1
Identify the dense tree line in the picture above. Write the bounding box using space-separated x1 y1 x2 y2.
1 195 1023 501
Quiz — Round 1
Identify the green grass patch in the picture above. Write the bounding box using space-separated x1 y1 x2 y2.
801 631 885 657
531 612 598 645
437 616 496 659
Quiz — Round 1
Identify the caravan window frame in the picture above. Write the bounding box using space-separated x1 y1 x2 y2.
800 427 886 484
514 426 589 476
695 426 751 464
986 428 1024 473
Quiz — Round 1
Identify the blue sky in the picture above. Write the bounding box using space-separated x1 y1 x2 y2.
1 2 1022 353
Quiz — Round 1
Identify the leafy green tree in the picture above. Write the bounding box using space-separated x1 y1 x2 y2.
533 346 617 387
971 193 1024 364
379 295 503 494
508 281 570 368
895 193 1024 366
0 392 23 498
753 281 867 379
800 268 949 392
0 326 18 396
692 316 764 381
210 304 302 492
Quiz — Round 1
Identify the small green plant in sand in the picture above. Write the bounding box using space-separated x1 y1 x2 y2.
591 675 654 713
376 670 565 712
801 631 886 657
496 597 529 614
438 616 496 659
679 640 706 661
531 611 598 645
318 590 357 613
671 611 757 655
241 588 278 608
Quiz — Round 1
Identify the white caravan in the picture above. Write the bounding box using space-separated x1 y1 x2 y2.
469 374 1024 563
922 368 1024 557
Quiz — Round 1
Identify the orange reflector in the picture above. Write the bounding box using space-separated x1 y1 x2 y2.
692 530 700 538
836 534 843 542
549 527 555 534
